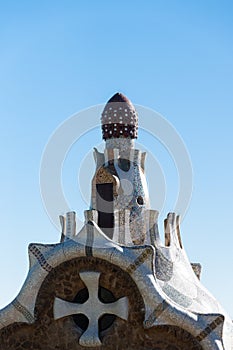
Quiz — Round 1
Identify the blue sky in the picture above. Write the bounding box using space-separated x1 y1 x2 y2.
0 0 233 318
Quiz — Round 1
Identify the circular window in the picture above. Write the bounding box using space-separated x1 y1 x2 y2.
137 196 144 205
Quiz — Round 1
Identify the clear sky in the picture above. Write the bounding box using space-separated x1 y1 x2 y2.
0 0 232 318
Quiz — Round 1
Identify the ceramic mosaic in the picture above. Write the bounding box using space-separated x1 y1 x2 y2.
0 93 232 350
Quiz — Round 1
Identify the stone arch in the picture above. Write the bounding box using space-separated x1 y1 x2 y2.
33 256 144 349
0 255 204 350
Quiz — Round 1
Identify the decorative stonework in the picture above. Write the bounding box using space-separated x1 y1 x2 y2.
0 256 202 350
0 220 231 349
0 92 232 350
91 146 150 245
54 271 128 347
101 93 138 140
94 167 118 190
105 138 134 152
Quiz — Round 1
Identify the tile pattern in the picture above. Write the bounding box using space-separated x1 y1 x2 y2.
91 148 150 245
29 244 53 272
95 166 118 188
144 300 169 328
112 209 131 244
101 96 138 140
148 209 160 246
105 138 134 152
102 123 137 140
93 94 150 245
0 256 202 350
126 247 152 274
118 209 126 244
85 222 94 257
196 315 224 342
0 220 231 349
162 284 192 308
0 93 232 350
12 300 34 323
155 249 173 281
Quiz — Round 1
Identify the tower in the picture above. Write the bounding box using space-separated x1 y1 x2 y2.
91 92 149 244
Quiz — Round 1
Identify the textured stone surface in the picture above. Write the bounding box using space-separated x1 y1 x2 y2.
91 148 150 245
0 257 202 350
0 217 230 349
54 271 128 347
0 93 232 350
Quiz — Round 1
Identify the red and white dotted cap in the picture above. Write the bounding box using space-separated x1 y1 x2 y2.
101 92 138 140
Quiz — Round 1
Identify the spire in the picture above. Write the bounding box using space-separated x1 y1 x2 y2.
101 92 138 140
106 92 133 104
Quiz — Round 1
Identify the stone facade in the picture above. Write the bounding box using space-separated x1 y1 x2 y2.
0 257 202 350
